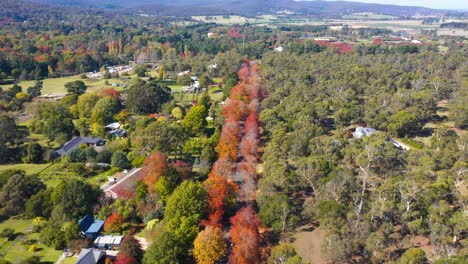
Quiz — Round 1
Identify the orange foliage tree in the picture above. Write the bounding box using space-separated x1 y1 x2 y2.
141 151 168 190
203 175 238 227
104 212 124 233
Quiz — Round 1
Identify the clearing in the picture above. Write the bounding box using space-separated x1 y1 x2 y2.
293 227 326 264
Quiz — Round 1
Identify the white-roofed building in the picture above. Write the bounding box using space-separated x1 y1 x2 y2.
353 127 377 139
94 235 124 251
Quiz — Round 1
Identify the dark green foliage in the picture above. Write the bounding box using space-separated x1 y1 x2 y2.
119 235 144 261
0 173 45 217
126 81 172 114
0 115 18 163
65 80 87 95
22 143 43 164
111 150 131 169
25 189 54 218
51 179 101 221
0 228 15 240
223 72 238 98
259 194 295 231
34 102 74 140
41 224 66 249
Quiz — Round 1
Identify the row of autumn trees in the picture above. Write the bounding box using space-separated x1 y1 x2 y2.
194 61 266 264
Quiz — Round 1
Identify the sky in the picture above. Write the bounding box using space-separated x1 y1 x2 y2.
296 0 468 10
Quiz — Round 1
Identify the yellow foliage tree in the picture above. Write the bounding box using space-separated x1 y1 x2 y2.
193 226 227 264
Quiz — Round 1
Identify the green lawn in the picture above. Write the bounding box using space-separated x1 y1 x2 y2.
0 75 127 95
0 163 51 175
0 219 64 264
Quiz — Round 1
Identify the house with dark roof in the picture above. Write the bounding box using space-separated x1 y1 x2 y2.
75 249 106 264
56 137 105 156
78 215 105 240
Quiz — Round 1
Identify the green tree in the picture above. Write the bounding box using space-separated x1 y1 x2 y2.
177 75 193 86
165 181 207 248
268 243 303 264
182 105 207 136
51 179 101 221
22 143 43 164
25 189 54 218
62 221 80 242
36 102 74 140
90 96 121 125
154 176 175 203
41 224 65 249
171 107 184 120
126 81 172 114
399 248 427 264
75 93 100 119
0 174 45 217
111 151 131 169
259 193 295 231
0 115 18 163
143 231 184 264
65 80 87 95
388 110 420 137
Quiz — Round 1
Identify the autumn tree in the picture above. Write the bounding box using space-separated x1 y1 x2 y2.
118 235 144 261
104 212 124 233
229 206 261 264
141 152 168 190
203 175 238 226
193 226 227 264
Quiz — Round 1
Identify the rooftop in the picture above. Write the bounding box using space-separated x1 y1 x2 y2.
56 137 103 156
75 249 105 264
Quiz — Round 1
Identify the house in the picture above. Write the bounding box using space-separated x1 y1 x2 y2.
94 235 124 250
105 122 127 138
353 127 377 139
78 215 105 239
75 249 106 264
56 137 105 156
274 46 284 52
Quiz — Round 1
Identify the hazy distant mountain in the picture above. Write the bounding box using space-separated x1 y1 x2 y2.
25 0 457 17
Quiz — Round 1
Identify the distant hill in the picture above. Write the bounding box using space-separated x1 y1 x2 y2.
24 0 461 18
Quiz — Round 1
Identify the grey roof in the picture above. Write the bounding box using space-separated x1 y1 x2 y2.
75 249 105 264
56 137 103 156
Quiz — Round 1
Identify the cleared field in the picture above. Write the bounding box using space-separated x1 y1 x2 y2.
192 15 273 25
342 12 398 20
293 227 326 264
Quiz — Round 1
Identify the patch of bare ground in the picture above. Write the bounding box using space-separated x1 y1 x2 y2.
292 227 327 264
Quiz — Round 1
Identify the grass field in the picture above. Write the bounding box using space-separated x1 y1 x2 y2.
0 163 51 175
0 75 127 95
0 219 62 263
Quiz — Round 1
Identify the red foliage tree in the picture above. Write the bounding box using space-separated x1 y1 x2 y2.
141 151 168 190
101 88 121 97
229 206 261 264
104 212 124 233
174 160 192 180
203 175 238 227
114 254 138 264
222 99 249 121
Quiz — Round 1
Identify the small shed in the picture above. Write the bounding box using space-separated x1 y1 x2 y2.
353 127 377 139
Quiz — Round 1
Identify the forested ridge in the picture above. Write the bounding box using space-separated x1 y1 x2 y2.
257 49 467 263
